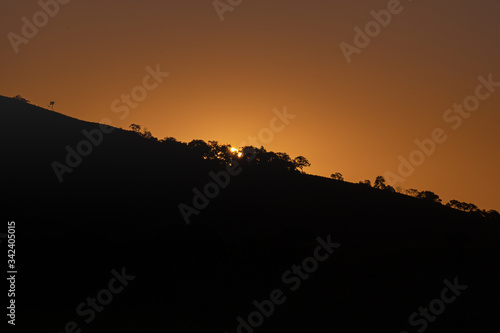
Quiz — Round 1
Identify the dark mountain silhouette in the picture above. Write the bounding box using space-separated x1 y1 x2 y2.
2 95 500 333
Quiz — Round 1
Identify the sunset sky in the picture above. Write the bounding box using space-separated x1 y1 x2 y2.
1 0 499 210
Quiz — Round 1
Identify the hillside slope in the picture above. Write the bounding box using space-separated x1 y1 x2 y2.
1 95 499 333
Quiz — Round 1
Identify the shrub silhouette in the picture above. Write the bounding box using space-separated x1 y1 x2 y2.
13 95 29 103
358 179 371 187
385 185 395 192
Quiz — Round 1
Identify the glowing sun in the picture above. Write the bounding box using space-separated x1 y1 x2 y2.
230 147 242 157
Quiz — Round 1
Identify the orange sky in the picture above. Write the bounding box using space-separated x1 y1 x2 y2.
1 0 499 210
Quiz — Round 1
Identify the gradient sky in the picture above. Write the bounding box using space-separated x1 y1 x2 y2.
1 0 499 210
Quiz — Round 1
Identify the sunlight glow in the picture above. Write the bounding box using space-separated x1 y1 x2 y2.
230 147 243 158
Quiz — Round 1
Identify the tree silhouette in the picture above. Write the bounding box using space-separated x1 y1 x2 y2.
395 186 405 194
331 172 344 181
141 128 154 140
188 140 212 159
446 200 478 212
210 141 237 162
293 156 310 172
162 136 179 143
485 210 500 220
273 152 295 172
129 124 141 133
374 176 386 190
404 188 419 197
416 191 442 204
128 124 156 140
240 146 257 161
48 101 55 111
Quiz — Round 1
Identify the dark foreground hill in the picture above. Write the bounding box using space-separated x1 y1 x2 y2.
1 95 500 333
